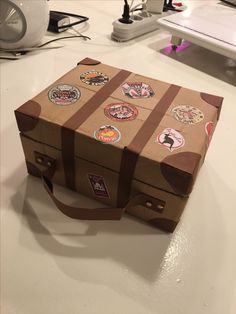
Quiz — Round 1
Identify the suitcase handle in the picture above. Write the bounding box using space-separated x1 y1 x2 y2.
42 176 164 220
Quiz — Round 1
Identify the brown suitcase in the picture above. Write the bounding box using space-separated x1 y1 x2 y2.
15 57 223 232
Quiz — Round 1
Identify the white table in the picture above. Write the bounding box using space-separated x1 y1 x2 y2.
157 2 236 59
1 1 236 314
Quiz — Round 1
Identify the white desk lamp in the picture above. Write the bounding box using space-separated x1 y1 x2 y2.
0 0 49 49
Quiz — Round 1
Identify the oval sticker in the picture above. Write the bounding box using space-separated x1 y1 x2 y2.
172 105 204 124
80 71 109 86
104 102 138 122
48 84 80 105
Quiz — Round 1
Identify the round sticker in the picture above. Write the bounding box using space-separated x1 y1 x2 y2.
94 125 121 144
157 128 185 151
80 71 109 86
48 84 80 105
104 103 138 122
122 82 155 99
172 105 204 124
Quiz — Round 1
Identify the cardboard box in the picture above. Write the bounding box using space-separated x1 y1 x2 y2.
15 58 223 232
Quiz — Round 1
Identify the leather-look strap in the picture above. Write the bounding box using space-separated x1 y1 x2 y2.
42 176 162 220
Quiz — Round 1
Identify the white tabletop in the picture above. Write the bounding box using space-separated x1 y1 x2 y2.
1 1 236 314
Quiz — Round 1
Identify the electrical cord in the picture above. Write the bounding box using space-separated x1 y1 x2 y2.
129 0 135 10
38 35 91 48
129 0 181 13
119 0 133 24
50 10 89 30
128 0 182 17
0 35 91 59
130 2 145 12
221 0 236 7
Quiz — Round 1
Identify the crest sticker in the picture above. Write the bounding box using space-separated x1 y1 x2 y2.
104 102 138 122
172 105 204 124
48 84 80 105
157 128 185 151
88 174 110 198
80 70 109 86
94 125 121 144
122 82 155 99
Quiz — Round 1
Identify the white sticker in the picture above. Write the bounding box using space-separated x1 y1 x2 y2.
157 128 185 152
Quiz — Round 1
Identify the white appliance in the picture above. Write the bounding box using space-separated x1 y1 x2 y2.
0 0 49 49
157 4 236 60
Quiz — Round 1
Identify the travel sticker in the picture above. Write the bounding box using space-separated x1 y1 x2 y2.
122 82 155 99
157 128 185 151
80 70 109 86
172 105 204 124
88 174 110 198
104 102 138 122
205 121 214 145
48 84 80 105
94 125 121 144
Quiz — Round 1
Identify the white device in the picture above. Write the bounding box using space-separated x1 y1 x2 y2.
112 12 161 42
146 0 164 13
157 4 236 60
0 0 49 49
111 0 166 42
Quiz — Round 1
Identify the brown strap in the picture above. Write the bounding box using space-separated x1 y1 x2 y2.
42 176 161 220
117 84 181 207
62 69 132 190
61 127 76 190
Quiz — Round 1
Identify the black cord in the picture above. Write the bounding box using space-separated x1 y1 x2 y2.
221 0 236 7
50 10 89 29
164 7 182 12
0 35 91 58
38 35 91 48
133 7 143 12
0 56 19 60
119 0 133 24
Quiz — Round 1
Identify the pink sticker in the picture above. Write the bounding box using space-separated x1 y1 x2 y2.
88 174 110 198
205 121 214 145
157 128 185 151
122 82 154 99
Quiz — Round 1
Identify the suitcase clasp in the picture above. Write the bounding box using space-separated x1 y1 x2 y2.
34 151 56 168
144 197 165 213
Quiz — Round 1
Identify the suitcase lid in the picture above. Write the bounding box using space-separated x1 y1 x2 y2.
15 57 223 198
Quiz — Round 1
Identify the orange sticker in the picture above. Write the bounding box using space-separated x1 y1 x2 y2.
94 125 121 144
